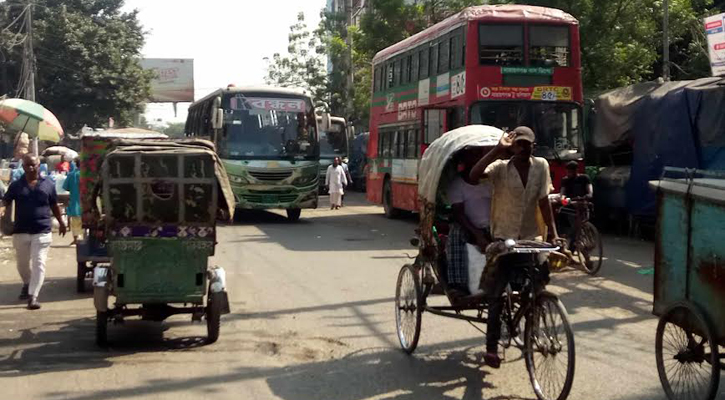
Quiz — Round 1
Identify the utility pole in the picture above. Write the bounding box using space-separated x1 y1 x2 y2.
22 2 38 154
663 0 670 81
345 0 354 119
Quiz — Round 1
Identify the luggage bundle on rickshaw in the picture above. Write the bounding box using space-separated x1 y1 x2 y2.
397 125 576 400
83 136 235 345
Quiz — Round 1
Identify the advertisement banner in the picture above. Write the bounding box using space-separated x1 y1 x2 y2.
705 12 725 76
478 86 573 101
140 58 195 102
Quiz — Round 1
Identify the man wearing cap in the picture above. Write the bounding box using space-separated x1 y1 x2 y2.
469 126 559 368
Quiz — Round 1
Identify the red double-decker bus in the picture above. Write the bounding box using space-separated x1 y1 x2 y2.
366 5 583 217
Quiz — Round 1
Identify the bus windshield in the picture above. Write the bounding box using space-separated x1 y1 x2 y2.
319 121 347 158
219 94 318 160
470 101 582 160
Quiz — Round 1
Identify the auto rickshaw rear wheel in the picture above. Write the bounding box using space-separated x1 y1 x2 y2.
77 262 87 293
206 292 222 343
96 311 108 346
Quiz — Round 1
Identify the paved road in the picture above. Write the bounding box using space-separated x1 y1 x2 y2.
0 192 713 400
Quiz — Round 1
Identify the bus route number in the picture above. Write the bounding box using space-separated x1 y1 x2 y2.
541 90 557 101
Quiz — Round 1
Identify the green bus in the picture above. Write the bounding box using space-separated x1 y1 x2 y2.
186 87 322 221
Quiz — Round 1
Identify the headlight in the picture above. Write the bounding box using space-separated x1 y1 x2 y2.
293 175 317 186
229 175 248 184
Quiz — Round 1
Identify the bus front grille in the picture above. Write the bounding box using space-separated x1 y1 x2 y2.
248 170 293 182
240 193 299 204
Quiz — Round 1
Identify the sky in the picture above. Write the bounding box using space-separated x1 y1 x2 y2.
122 0 327 126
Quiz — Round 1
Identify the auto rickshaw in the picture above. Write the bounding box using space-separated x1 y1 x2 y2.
91 139 235 345
398 125 576 400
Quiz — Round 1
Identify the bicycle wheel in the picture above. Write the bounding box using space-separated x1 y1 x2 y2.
525 291 576 400
395 264 422 354
576 222 603 275
655 302 720 400
500 287 525 349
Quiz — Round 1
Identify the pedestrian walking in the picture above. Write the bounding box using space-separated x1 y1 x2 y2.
325 157 347 210
340 157 352 207
1 154 66 310
63 158 82 245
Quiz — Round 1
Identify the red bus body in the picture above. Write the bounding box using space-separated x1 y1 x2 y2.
366 5 583 213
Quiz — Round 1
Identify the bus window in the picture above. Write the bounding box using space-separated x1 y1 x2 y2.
396 130 405 158
411 53 419 82
450 35 460 70
530 25 570 67
419 48 429 79
373 67 380 92
479 24 523 66
437 39 449 73
394 59 402 87
424 109 444 144
406 128 417 158
401 57 409 85
430 45 437 77
386 64 393 89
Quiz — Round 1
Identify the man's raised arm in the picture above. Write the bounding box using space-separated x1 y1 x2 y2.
469 131 515 181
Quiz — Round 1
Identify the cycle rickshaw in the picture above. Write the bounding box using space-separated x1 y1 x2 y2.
395 125 576 400
91 139 235 345
650 168 725 400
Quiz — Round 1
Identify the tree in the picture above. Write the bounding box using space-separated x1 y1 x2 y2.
264 12 328 107
0 0 153 133
163 122 186 138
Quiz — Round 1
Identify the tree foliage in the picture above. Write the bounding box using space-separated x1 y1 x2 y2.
0 0 153 133
264 12 327 108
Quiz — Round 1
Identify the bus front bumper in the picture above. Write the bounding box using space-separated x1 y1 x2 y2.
232 184 318 210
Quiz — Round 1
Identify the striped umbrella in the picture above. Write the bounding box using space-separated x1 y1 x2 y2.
0 98 64 143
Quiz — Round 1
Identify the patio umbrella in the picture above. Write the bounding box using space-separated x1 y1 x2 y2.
0 98 64 143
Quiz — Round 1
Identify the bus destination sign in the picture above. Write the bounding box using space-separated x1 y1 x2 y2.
478 86 573 101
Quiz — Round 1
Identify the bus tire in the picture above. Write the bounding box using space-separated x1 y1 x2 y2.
286 209 301 221
383 179 401 219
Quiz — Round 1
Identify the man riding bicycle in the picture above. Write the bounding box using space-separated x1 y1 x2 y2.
558 161 593 248
469 126 560 368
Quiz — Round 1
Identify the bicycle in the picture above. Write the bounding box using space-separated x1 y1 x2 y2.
555 198 604 275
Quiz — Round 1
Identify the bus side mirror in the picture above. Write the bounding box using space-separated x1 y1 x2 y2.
320 113 331 131
212 108 224 130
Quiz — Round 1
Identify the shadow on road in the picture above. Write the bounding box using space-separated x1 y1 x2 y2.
43 343 507 400
0 316 211 377
0 277 87 306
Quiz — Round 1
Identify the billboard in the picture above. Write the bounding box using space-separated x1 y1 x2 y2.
705 12 725 77
140 58 195 102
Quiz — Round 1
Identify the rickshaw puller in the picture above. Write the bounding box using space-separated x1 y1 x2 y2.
470 126 560 368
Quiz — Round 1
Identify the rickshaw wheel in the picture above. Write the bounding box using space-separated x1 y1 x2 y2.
395 264 422 354
77 262 87 293
206 292 222 344
96 311 108 346
656 302 720 400
576 222 603 275
524 291 575 400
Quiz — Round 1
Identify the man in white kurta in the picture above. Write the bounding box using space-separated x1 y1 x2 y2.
325 157 347 209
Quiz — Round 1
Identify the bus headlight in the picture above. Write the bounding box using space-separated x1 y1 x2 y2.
229 175 248 184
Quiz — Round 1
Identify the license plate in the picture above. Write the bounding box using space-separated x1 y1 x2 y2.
262 194 277 203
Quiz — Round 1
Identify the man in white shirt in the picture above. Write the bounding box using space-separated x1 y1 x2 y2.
445 146 492 295
325 157 347 210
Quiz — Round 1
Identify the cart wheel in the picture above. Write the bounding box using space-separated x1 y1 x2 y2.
524 291 575 400
655 302 720 400
576 222 603 275
96 311 108 346
76 262 87 293
395 264 422 354
206 292 222 344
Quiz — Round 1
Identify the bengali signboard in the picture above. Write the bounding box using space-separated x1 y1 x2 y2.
705 12 725 76
478 86 573 101
140 58 195 102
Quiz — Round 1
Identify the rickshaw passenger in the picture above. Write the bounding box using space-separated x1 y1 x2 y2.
469 126 560 369
445 147 492 295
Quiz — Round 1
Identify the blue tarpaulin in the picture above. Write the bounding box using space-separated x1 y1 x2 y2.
593 77 725 216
